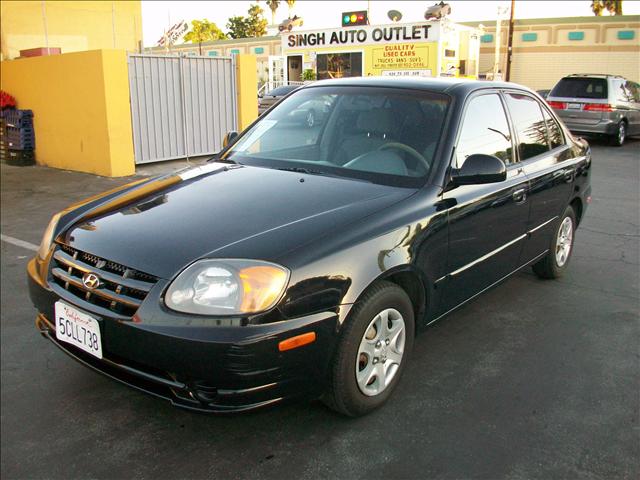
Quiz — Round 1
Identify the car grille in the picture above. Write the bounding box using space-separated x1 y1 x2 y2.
50 244 158 318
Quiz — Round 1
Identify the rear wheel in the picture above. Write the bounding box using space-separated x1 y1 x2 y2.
533 205 576 279
322 281 414 416
610 121 626 147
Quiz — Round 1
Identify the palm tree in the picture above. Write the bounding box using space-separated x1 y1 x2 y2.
592 0 623 15
265 0 280 25
286 0 296 18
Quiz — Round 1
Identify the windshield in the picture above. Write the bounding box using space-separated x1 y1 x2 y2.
550 77 608 99
225 86 450 187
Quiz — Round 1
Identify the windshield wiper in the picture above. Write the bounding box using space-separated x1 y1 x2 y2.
277 166 324 175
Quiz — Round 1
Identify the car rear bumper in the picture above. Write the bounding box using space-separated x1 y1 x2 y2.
561 118 618 136
28 258 339 413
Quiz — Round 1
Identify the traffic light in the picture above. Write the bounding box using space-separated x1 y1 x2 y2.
342 11 368 27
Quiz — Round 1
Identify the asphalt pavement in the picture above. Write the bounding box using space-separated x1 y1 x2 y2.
1 139 638 479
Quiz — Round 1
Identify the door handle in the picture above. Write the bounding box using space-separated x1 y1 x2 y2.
512 188 527 204
553 169 574 183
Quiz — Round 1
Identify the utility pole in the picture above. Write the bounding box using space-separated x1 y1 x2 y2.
505 0 515 81
493 6 508 80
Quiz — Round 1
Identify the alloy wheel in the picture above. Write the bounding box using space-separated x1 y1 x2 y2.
555 216 573 267
618 122 626 145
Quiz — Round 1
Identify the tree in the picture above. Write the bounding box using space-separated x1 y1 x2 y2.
183 19 226 55
246 4 268 37
265 0 280 25
226 4 268 39
286 0 296 17
226 16 249 39
591 0 623 15
605 0 623 15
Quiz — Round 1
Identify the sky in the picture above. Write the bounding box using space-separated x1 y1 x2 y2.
141 0 640 47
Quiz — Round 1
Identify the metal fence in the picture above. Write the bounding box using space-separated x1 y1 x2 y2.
128 54 237 164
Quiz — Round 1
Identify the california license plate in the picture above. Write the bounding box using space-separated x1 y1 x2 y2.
54 301 103 359
567 103 582 109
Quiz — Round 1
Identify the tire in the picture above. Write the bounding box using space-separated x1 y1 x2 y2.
610 121 626 147
322 281 415 417
532 205 576 279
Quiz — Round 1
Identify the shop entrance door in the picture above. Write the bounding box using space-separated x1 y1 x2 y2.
287 55 303 82
268 55 285 92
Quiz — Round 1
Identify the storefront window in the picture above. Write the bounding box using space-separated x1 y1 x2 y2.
316 52 362 80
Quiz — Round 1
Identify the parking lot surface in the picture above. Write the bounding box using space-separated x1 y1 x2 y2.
1 140 638 479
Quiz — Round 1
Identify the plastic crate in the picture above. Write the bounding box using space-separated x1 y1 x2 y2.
0 109 33 129
6 127 35 150
6 149 35 166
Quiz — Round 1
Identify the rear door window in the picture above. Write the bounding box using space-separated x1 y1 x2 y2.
505 93 549 161
542 109 564 149
626 82 640 103
550 77 608 99
455 94 513 167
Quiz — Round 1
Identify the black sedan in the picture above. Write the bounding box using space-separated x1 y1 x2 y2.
28 77 591 416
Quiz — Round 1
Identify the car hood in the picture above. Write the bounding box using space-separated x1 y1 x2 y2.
63 163 415 279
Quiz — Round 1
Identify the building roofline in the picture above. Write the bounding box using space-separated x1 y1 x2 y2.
461 14 640 27
148 35 280 51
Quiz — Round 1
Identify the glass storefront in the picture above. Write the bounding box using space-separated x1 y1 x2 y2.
316 52 362 80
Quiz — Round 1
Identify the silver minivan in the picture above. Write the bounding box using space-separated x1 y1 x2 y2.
546 74 640 146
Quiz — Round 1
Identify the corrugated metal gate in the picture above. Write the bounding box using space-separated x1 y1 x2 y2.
128 54 237 164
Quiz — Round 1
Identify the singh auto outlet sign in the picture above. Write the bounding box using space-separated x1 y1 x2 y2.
284 22 441 49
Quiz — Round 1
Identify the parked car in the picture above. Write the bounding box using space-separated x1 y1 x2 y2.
29 77 591 416
258 84 300 115
546 74 640 146
536 89 550 99
281 97 332 128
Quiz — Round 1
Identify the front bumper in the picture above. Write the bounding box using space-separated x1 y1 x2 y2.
28 258 340 413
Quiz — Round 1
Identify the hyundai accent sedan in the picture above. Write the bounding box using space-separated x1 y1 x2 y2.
28 77 592 416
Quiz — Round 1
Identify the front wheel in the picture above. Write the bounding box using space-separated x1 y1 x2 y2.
610 121 626 147
322 281 414 416
532 205 576 279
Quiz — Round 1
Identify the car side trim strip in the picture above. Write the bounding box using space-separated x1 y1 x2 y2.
428 249 549 326
448 233 528 278
436 216 559 284
528 216 558 234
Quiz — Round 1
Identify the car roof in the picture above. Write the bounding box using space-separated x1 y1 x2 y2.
306 76 534 97
563 74 625 79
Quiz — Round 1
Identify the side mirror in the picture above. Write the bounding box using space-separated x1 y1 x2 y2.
451 154 507 185
223 131 238 148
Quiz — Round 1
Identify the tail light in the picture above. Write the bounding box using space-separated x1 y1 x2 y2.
547 101 566 110
584 103 613 112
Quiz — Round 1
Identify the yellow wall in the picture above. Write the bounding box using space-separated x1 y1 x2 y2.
0 50 135 177
235 54 258 130
0 1 142 60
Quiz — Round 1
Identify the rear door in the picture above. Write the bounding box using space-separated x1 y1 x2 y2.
438 92 530 314
503 91 577 263
621 81 640 135
547 77 608 126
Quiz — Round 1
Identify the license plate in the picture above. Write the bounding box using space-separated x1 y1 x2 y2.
54 301 103 359
567 103 582 109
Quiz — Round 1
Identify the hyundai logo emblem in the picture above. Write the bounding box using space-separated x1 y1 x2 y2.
82 273 101 290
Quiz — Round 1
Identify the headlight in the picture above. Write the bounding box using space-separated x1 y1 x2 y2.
165 259 289 316
37 212 62 260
